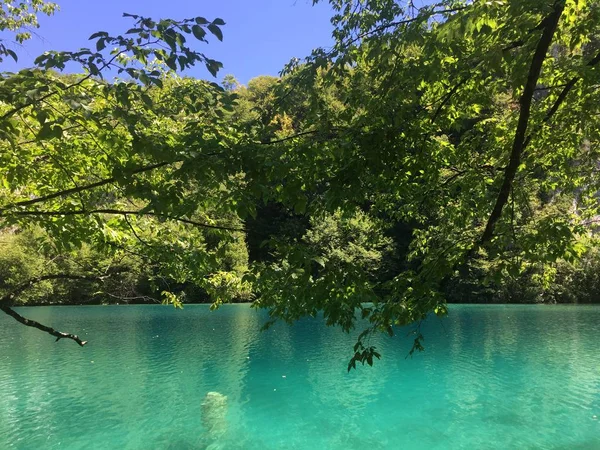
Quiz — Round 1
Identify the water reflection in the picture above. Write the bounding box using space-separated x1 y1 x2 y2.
0 304 599 449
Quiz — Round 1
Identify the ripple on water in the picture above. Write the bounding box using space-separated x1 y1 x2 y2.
0 304 599 449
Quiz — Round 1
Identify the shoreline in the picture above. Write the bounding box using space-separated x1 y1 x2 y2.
13 301 600 307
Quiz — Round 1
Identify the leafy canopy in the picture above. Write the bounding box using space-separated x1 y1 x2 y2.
1 0 600 368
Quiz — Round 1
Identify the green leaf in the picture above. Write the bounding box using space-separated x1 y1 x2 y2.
294 196 307 214
37 122 52 140
36 110 48 125
51 125 63 139
165 56 177 71
312 256 326 267
89 31 108 40
207 23 223 41
6 49 17 62
192 25 206 41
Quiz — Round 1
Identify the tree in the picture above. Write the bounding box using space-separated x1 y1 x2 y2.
0 4 243 344
0 0 58 63
239 0 600 368
2 0 600 370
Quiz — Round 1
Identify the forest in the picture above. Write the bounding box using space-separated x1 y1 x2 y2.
1 0 600 363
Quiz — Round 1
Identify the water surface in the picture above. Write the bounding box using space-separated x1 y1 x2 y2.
0 304 599 449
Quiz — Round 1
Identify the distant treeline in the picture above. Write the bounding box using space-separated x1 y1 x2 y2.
3 207 600 306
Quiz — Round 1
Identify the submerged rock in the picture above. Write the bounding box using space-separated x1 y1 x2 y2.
201 391 228 439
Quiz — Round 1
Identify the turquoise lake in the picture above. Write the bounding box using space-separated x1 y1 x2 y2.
0 304 599 449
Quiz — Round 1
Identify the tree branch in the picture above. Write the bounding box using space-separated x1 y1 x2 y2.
0 161 172 212
1 305 88 346
99 292 160 303
521 50 600 152
541 50 600 124
479 1 564 246
0 273 110 347
257 128 346 145
275 5 467 111
0 274 104 305
258 129 322 144
0 47 130 122
5 208 245 232
343 6 468 49
431 76 471 123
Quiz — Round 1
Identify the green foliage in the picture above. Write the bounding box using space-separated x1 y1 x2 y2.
253 209 394 333
444 238 600 305
0 224 251 305
241 0 600 361
0 229 53 302
0 0 58 62
303 209 393 278
546 245 600 303
0 6 249 308
0 227 142 304
2 0 600 366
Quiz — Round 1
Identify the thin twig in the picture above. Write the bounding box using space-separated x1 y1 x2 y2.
0 161 172 212
5 208 245 232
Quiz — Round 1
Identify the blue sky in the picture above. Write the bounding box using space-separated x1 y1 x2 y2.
3 0 336 85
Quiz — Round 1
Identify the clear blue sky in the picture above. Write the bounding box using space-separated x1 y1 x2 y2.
3 0 336 85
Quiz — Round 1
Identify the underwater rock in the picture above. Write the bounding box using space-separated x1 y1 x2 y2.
201 391 228 438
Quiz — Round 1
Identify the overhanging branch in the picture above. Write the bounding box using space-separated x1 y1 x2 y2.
540 50 600 124
0 161 172 212
0 305 88 346
0 273 108 347
5 208 245 232
478 1 564 247
343 6 468 49
0 274 104 305
0 47 130 122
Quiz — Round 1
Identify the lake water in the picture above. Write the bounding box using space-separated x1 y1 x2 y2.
0 304 599 449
